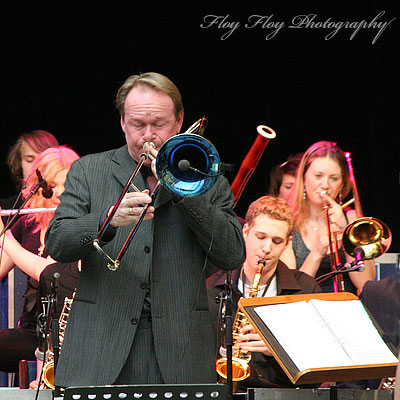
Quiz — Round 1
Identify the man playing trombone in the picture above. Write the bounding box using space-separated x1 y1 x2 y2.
45 72 246 388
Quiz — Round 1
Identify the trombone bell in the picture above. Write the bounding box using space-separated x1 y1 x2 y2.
156 133 221 197
342 217 392 259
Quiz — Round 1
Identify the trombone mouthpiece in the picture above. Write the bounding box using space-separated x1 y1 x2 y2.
143 142 156 161
319 190 329 207
143 141 155 150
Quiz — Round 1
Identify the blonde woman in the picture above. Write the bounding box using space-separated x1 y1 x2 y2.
280 141 375 293
0 146 79 374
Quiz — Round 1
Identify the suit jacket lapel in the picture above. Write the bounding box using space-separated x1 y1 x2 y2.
111 146 147 192
111 146 172 208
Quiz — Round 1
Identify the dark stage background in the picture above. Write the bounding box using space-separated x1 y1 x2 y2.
0 2 398 251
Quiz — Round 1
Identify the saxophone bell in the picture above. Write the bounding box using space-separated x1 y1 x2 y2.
42 361 55 389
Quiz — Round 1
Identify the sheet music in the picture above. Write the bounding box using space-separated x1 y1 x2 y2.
254 299 398 372
308 299 398 364
255 301 353 370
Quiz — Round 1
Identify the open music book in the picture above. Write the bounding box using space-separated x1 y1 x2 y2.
239 293 399 384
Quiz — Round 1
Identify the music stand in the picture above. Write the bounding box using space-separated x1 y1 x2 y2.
64 383 228 400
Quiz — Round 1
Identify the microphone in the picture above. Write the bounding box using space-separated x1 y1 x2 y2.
36 169 53 199
177 160 234 177
177 160 219 177
177 159 191 172
353 246 365 270
344 246 365 271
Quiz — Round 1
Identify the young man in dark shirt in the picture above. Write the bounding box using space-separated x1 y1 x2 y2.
207 195 321 389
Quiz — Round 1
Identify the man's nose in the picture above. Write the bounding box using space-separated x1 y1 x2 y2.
262 238 272 253
143 125 155 141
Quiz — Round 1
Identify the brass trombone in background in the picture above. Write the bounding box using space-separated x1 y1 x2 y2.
317 152 392 286
342 151 391 261
93 117 225 271
342 152 392 269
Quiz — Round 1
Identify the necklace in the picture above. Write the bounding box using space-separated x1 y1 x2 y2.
306 221 319 231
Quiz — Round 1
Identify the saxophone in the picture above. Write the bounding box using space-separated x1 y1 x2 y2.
379 376 396 390
41 292 75 389
216 260 266 387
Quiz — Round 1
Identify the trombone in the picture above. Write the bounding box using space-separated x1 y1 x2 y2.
93 117 222 271
342 152 392 259
320 189 345 292
316 152 392 287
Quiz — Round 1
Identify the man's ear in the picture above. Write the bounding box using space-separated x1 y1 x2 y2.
284 234 293 251
120 115 126 133
242 223 249 239
176 111 184 133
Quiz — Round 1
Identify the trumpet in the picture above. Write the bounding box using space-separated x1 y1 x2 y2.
93 117 222 271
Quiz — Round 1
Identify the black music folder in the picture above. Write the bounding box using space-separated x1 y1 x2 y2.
238 292 399 385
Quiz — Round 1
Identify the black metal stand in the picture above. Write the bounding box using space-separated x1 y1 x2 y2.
329 382 338 400
316 263 364 285
221 271 235 400
50 273 61 398
63 384 228 400
316 246 366 286
35 296 52 400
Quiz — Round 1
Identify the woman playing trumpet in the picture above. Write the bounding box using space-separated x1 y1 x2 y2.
281 141 375 293
0 146 79 375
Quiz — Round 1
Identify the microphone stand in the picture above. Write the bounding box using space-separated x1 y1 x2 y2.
0 172 44 236
50 273 60 398
316 261 365 285
35 296 51 400
223 270 234 400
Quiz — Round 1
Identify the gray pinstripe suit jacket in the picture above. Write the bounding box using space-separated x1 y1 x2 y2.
45 145 245 387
